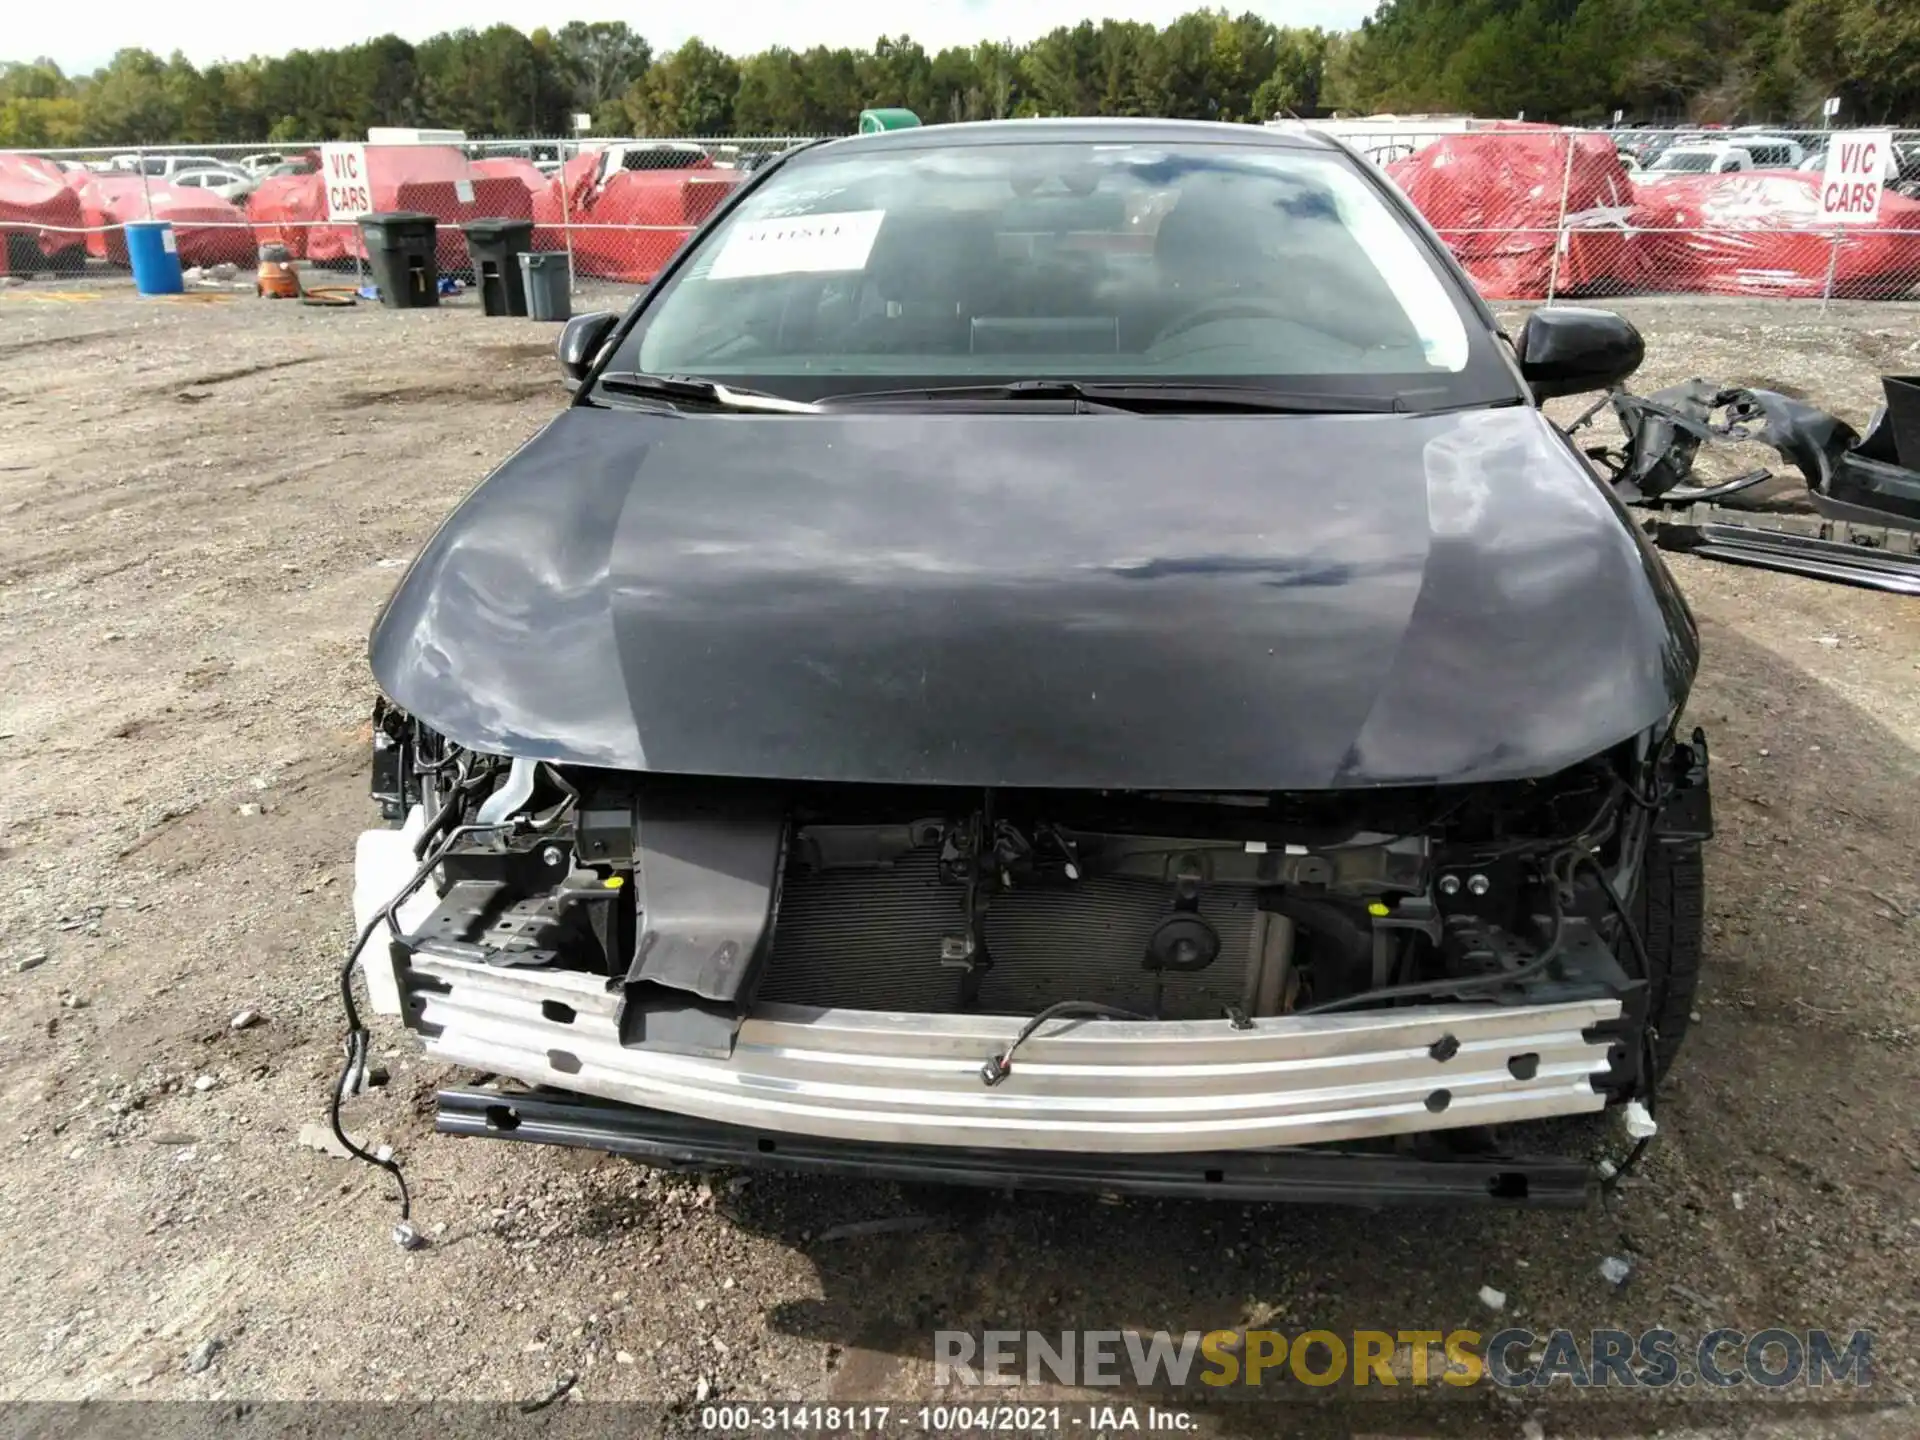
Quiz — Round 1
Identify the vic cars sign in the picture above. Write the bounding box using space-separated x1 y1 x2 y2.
1819 131 1891 224
321 143 372 223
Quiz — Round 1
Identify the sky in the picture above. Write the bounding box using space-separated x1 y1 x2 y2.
20 1 1377 76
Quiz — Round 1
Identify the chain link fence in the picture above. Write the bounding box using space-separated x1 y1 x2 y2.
0 136 814 292
1356 124 1920 304
3 128 1918 307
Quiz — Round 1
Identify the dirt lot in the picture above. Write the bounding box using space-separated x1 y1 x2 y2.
0 283 1917 1434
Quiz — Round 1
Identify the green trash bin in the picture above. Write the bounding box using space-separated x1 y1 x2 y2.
358 211 439 310
462 218 536 316
519 251 572 322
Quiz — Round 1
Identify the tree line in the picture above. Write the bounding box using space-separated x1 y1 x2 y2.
1 16 1341 145
1 2 1914 149
1347 0 1918 127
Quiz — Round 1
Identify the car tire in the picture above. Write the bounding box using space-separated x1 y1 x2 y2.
1630 838 1705 1082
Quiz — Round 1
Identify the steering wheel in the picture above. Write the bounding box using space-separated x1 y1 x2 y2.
1152 297 1295 348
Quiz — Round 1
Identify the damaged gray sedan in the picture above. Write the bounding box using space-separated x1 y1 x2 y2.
344 119 1712 1210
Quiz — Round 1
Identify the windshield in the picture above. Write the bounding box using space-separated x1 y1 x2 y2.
1651 152 1715 173
610 136 1512 408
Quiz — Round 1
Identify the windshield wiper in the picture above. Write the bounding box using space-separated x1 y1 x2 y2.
819 380 1407 413
597 371 822 414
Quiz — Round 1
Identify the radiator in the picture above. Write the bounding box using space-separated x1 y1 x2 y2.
756 846 1259 1019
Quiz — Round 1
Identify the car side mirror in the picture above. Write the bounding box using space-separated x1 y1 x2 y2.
556 311 618 391
1516 307 1645 400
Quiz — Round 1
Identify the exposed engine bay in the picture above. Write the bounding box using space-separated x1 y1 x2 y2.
354 704 1710 1143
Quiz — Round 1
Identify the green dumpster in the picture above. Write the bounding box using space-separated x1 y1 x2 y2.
858 108 922 133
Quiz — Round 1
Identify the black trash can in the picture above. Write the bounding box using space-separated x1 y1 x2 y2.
358 211 440 309
461 218 536 317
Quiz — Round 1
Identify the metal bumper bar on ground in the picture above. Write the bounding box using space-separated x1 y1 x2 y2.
1650 519 1920 594
403 954 1619 1153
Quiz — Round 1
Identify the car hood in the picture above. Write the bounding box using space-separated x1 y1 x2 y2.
369 403 1695 790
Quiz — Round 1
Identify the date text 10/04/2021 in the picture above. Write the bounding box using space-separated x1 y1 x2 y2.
700 1406 1194 1432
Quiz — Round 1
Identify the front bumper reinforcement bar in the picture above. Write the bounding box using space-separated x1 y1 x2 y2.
402 953 1620 1152
436 1087 1597 1207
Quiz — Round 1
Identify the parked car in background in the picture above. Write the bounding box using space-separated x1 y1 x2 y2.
1615 130 1718 170
1733 126 1822 152
1888 141 1920 198
1645 144 1755 175
107 153 226 179
598 141 710 175
237 152 285 175
1612 133 1667 168
172 166 256 202
1717 134 1805 168
468 141 562 166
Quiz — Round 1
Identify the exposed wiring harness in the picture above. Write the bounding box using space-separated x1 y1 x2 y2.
1294 847 1578 1016
333 820 508 1248
1602 1021 1661 1197
980 1000 1148 1086
1296 773 1643 1016
1579 850 1652 983
409 756 576 859
1576 849 1664 1195
411 752 487 858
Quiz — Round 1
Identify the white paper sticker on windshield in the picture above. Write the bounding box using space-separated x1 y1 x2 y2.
707 209 885 279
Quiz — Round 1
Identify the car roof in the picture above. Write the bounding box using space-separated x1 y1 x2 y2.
812 116 1340 158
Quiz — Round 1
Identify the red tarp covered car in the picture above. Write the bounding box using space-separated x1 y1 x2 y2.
467 157 572 253
547 150 741 282
1 153 87 272
1631 171 1920 299
69 171 254 268
1388 126 1646 300
246 146 532 269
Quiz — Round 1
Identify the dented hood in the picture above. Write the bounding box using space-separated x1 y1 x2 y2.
369 404 1695 790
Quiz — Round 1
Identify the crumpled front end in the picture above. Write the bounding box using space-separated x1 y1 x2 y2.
355 704 1710 1199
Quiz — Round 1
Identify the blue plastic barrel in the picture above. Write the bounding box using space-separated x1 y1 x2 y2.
125 221 184 296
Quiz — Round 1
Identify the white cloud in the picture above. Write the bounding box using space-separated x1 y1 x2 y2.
22 1 1375 76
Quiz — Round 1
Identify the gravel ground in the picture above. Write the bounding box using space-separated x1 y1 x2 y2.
0 282 1917 1434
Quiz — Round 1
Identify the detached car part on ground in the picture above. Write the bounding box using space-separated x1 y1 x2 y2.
1580 374 1920 594
344 119 1716 1218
